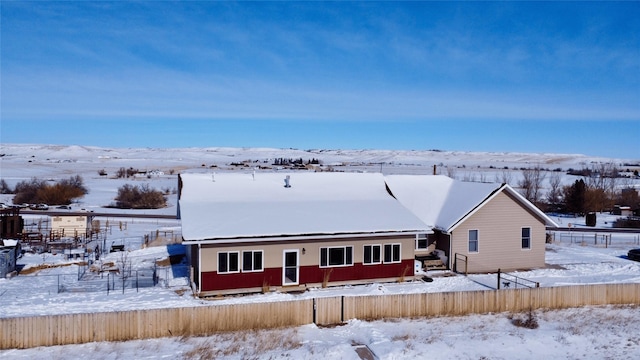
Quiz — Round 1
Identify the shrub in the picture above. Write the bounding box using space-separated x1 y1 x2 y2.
115 167 139 178
116 167 127 178
509 308 539 329
113 183 166 209
13 176 87 205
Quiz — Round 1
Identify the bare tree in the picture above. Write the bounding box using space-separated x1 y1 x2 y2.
462 172 477 182
519 166 546 204
583 162 619 211
546 172 563 210
117 250 132 293
616 181 640 208
446 166 457 179
495 169 513 185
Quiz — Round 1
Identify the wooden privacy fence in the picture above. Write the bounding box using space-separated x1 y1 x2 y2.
344 283 639 320
1 300 314 350
1 283 639 349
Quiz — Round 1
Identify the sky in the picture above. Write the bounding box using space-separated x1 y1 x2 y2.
1 1 639 159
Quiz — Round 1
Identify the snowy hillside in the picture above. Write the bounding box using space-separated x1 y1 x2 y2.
2 144 634 172
2 143 637 213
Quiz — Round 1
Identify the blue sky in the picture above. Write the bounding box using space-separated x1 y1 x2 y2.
1 1 638 158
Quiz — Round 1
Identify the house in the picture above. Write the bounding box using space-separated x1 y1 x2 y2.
179 172 430 296
384 175 558 273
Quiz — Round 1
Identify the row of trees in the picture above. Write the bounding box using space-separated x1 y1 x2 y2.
272 158 321 166
517 163 639 215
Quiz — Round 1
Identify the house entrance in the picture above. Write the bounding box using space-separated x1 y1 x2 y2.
283 250 299 285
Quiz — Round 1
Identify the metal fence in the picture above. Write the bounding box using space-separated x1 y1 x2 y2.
551 230 640 246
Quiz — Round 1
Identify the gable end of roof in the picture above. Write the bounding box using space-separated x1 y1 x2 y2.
447 184 505 233
448 184 559 232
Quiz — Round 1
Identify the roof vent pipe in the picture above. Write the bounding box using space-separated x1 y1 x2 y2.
284 175 291 188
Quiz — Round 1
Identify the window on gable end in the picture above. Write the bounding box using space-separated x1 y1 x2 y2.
521 227 531 249
468 230 479 253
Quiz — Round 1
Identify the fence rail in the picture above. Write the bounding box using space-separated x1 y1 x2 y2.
1 283 638 349
550 230 640 246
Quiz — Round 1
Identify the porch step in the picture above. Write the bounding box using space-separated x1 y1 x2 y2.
424 259 447 270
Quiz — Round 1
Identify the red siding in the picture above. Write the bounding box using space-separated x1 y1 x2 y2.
200 260 414 292
201 268 281 292
299 260 413 284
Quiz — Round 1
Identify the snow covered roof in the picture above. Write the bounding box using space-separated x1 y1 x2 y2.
179 172 430 242
384 175 558 232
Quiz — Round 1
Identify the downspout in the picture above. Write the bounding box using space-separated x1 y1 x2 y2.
448 231 453 270
198 243 202 294
177 174 183 220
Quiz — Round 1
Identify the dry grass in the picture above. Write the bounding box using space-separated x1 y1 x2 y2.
392 333 411 342
322 268 333 288
19 262 79 275
174 288 189 296
262 280 271 294
508 308 539 329
182 340 219 360
180 328 302 359
397 265 410 283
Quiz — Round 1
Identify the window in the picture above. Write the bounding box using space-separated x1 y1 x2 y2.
242 250 263 272
363 245 382 265
468 230 478 253
218 252 239 273
521 227 531 249
383 243 401 263
416 234 428 249
320 246 353 267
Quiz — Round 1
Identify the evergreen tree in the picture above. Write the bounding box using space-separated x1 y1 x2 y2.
563 179 586 215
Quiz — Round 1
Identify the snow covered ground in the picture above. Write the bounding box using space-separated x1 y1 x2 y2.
1 144 639 358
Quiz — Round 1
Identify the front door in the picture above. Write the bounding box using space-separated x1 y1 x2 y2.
283 250 299 285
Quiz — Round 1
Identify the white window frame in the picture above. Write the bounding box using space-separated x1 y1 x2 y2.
217 251 240 274
242 250 264 272
468 229 479 253
416 233 428 250
320 246 354 268
283 249 299 285
383 243 401 264
363 244 382 265
521 227 531 250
